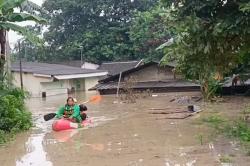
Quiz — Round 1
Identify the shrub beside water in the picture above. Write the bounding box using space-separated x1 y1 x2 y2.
0 85 32 144
202 111 250 151
226 121 250 142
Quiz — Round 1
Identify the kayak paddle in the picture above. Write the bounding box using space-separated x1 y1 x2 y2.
82 95 102 104
43 95 102 121
44 113 57 121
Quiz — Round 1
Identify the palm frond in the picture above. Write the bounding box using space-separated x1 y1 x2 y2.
1 0 26 14
7 13 46 24
0 22 43 46
21 0 46 14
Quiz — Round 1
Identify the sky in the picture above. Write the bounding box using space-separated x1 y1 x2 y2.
8 0 44 48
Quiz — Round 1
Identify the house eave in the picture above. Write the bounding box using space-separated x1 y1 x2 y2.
33 73 52 78
54 72 108 80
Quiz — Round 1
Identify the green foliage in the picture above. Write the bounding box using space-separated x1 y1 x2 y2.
196 133 204 145
0 0 46 81
202 115 226 130
22 0 159 63
0 0 46 45
240 2 250 12
207 78 223 98
0 130 13 145
160 0 250 100
219 155 232 163
12 25 48 62
7 13 46 23
226 121 250 142
1 22 43 45
129 5 170 61
0 83 32 144
203 109 250 151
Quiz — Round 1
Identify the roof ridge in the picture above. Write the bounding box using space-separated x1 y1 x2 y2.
11 62 107 75
102 61 139 64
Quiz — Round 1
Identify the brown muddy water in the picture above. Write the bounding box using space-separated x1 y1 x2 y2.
0 91 250 166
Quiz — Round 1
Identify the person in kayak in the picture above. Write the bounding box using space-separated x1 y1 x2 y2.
73 98 88 121
55 97 82 123
79 104 88 121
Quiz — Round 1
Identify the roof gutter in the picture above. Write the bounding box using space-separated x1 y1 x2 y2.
54 72 108 80
33 73 52 78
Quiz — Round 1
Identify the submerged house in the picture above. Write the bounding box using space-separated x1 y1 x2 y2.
98 60 143 77
91 61 200 95
11 62 107 97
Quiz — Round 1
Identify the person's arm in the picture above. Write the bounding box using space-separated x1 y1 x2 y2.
70 105 80 119
55 106 65 119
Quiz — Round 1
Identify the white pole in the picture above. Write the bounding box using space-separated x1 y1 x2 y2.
116 72 122 98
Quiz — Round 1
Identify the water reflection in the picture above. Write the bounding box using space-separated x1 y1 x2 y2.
16 133 53 166
11 92 97 166
0 91 150 166
52 129 79 143
13 92 116 166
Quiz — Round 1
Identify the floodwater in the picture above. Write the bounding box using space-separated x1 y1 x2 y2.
0 91 250 166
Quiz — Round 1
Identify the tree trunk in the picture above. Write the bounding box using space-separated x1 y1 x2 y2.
201 81 208 100
214 71 224 81
0 29 6 81
200 75 212 101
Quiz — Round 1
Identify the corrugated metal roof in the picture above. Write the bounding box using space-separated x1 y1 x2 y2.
98 61 141 76
11 62 107 76
48 60 83 68
92 80 200 90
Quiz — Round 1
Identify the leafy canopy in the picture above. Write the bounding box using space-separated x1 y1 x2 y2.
160 0 250 99
37 0 159 63
0 0 46 44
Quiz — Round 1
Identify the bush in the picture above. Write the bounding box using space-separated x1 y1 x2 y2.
219 155 232 163
226 121 250 142
203 112 250 152
0 85 32 144
202 115 226 130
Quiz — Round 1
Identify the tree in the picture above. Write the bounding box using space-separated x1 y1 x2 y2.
40 0 159 63
12 25 48 62
0 0 46 81
0 0 46 144
160 0 250 100
129 5 170 61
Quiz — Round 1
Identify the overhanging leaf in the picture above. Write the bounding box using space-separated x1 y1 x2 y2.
7 13 47 24
20 0 42 12
156 38 174 50
0 0 4 7
1 0 26 14
239 2 250 12
0 22 43 46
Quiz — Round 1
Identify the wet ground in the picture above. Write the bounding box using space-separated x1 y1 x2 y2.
0 91 250 166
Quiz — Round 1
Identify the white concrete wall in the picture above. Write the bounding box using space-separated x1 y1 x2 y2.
13 72 70 97
12 71 101 97
81 62 99 69
68 77 99 91
40 81 68 96
68 78 85 91
12 72 53 97
84 77 100 90
62 77 99 91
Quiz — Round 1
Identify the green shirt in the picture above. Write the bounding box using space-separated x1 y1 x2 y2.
55 104 82 123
